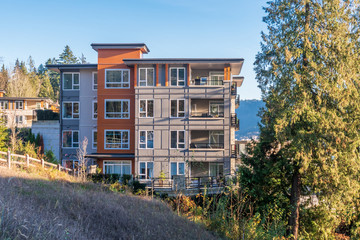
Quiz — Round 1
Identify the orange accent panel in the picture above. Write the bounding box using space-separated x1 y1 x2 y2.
134 64 137 87
165 64 169 86
40 100 44 108
156 64 159 86
187 64 190 86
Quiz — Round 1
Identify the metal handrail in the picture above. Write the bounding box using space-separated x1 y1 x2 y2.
146 176 226 189
190 111 224 118
191 79 224 86
189 143 224 149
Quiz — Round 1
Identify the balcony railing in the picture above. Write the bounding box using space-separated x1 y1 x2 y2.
235 95 240 108
231 84 237 95
191 79 224 86
231 144 240 158
145 176 225 189
190 111 224 118
231 113 239 130
189 143 224 149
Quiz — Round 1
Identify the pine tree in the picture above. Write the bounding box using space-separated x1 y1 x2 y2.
58 45 79 64
45 58 60 101
242 0 360 238
80 53 88 64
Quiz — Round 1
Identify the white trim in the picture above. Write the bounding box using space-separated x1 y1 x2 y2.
170 99 185 118
169 67 186 86
62 130 79 148
139 99 154 118
170 162 186 178
170 130 185 149
138 161 154 179
139 130 154 149
62 101 80 119
103 160 132 174
104 129 130 150
104 99 130 119
62 72 80 90
92 72 98 91
105 69 130 89
92 129 97 150
15 101 23 110
138 67 155 87
92 100 98 120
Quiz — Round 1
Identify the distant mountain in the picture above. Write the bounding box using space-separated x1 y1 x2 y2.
236 99 265 140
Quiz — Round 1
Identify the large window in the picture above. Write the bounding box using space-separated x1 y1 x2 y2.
105 130 129 149
209 101 224 117
105 69 130 88
104 161 131 175
139 130 154 149
92 101 97 119
210 163 224 177
209 131 224 148
92 130 97 149
170 100 185 118
139 162 154 179
15 101 23 110
139 100 153 118
92 72 98 90
171 130 185 149
0 101 8 110
209 72 224 85
105 100 129 119
171 162 185 178
63 73 80 90
170 67 185 86
62 102 79 119
62 130 79 148
139 68 154 86
15 115 25 124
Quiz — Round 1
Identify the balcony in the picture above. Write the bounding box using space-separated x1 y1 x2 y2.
231 144 239 158
235 95 240 108
190 70 224 86
231 113 239 130
231 84 237 96
190 130 224 150
190 99 224 118
191 78 224 86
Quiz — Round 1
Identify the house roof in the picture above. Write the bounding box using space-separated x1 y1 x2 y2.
0 97 53 101
45 64 98 72
91 43 150 53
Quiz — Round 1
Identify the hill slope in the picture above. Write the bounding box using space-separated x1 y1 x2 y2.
236 99 265 139
0 167 216 240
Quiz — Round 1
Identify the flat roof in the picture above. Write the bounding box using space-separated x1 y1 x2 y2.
91 43 150 53
46 64 98 72
0 97 53 101
123 58 244 64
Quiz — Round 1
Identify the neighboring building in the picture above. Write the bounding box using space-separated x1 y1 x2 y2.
0 93 56 128
47 43 244 179
31 120 60 160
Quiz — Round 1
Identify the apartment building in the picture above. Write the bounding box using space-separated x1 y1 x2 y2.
0 90 56 128
48 43 243 179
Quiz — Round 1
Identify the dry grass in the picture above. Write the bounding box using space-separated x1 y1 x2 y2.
0 166 218 240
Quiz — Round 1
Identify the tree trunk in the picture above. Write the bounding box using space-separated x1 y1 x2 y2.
287 167 301 239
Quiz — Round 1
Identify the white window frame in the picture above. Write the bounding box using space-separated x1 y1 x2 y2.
170 162 185 178
92 72 98 90
170 130 185 149
103 160 132 175
104 129 130 150
105 99 130 119
92 130 97 150
139 130 154 149
15 101 23 110
15 115 25 124
62 101 80 119
139 161 154 179
62 130 79 148
170 99 185 118
139 99 154 118
138 68 155 87
92 100 97 120
169 67 186 86
0 101 8 110
105 69 130 89
62 72 80 90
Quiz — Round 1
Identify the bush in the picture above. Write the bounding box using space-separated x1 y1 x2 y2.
90 173 121 184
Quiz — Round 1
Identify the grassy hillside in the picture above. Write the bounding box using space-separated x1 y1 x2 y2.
0 167 217 240
236 99 265 139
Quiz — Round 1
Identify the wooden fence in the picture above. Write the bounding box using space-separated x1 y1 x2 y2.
0 150 73 173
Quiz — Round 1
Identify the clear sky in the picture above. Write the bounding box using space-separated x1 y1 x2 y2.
0 0 268 100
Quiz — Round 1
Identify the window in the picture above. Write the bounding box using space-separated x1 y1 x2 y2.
209 72 224 85
170 100 185 118
139 130 154 149
0 101 8 110
171 130 185 149
104 161 131 175
105 100 129 119
62 102 79 119
139 162 154 179
210 163 224 177
15 115 24 124
139 68 154 86
63 73 80 90
92 101 97 119
92 72 98 90
209 131 224 148
15 101 23 110
105 130 129 149
170 67 185 86
36 102 41 109
170 162 185 178
139 100 153 118
92 130 97 149
62 130 79 148
105 69 130 88
209 101 224 117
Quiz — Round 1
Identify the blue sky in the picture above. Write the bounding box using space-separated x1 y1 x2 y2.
0 0 268 99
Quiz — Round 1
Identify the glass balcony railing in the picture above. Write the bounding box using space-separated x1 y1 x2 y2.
190 111 224 118
191 78 224 86
189 143 224 149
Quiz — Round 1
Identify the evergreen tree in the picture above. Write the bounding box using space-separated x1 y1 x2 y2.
38 74 54 99
45 58 60 101
242 0 360 238
0 65 8 90
58 45 79 64
80 53 88 64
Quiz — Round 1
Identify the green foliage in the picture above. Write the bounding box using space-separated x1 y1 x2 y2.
58 45 79 64
44 150 58 164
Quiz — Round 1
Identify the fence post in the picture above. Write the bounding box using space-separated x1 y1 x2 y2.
41 158 44 168
26 154 29 167
7 150 11 169
58 164 61 171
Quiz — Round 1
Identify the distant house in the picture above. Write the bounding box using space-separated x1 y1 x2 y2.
0 90 58 128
